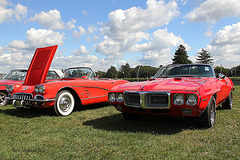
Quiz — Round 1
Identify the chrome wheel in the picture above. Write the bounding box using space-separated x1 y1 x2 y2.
0 92 7 106
54 91 75 116
210 101 216 127
222 92 233 109
198 96 216 128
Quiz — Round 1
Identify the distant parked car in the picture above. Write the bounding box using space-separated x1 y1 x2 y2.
0 69 63 106
6 45 129 116
108 64 234 128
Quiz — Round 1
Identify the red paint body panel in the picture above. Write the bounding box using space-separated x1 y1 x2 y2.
24 45 57 85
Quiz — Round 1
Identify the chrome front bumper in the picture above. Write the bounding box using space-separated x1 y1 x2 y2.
6 93 55 108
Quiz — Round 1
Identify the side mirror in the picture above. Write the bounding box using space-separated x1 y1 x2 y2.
218 73 225 79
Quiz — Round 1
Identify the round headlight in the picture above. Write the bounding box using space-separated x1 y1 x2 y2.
173 94 184 105
116 93 123 102
6 85 14 93
186 94 198 106
108 93 116 102
35 85 39 93
38 85 45 93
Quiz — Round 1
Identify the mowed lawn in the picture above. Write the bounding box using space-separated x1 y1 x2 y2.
0 87 239 159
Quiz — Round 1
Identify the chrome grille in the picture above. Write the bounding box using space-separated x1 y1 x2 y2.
124 91 170 109
145 93 169 108
124 92 140 106
13 93 33 100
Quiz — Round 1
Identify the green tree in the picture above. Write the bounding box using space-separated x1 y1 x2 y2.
231 65 240 77
196 49 213 64
120 63 132 78
172 44 192 64
96 71 106 78
214 66 232 77
106 66 117 79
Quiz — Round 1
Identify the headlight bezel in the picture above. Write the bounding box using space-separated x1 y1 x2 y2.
186 94 198 106
173 93 184 105
6 85 14 93
108 93 116 102
35 85 45 93
116 93 123 102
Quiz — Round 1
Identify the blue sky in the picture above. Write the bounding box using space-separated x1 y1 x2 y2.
0 0 240 73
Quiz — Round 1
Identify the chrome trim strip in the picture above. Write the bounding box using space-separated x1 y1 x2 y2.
8 93 55 102
28 99 55 102
123 91 171 109
81 95 107 100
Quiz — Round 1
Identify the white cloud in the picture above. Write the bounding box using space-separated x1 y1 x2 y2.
0 0 8 7
0 46 3 53
73 26 86 40
139 49 173 67
66 18 76 30
204 30 214 37
95 0 181 63
136 28 187 52
86 36 99 43
184 0 240 22
71 45 90 55
7 28 64 53
14 4 27 21
29 9 65 30
0 1 27 23
0 52 33 73
9 40 29 49
26 28 64 47
206 22 240 67
136 28 190 66
51 53 109 72
95 36 122 59
104 0 179 39
88 26 97 34
181 0 187 6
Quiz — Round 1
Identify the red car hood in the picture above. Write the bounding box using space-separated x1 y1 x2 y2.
112 77 213 91
0 80 23 85
24 45 58 85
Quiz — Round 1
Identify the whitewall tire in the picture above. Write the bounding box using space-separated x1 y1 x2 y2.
54 90 75 116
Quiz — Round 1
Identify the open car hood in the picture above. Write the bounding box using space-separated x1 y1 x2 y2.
24 45 58 85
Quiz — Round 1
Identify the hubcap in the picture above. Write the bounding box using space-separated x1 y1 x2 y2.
59 96 72 112
210 103 215 126
0 93 5 104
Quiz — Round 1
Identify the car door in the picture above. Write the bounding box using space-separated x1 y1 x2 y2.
218 76 231 103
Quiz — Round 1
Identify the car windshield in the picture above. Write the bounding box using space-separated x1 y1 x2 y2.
63 68 95 79
154 65 215 78
2 70 27 80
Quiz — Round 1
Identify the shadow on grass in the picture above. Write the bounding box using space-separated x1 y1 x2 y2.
0 107 55 118
0 102 111 118
83 113 197 135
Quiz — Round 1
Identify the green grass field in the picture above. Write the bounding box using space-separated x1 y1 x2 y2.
0 87 239 159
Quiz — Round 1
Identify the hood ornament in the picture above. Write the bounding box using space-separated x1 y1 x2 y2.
23 87 28 91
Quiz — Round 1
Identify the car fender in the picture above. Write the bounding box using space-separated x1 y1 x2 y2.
56 86 85 105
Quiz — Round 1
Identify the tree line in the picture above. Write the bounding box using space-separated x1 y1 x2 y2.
97 44 240 78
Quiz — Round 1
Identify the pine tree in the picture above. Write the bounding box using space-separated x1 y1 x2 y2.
172 45 192 64
196 49 213 65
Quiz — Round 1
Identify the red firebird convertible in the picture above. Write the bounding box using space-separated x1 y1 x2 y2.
108 64 234 128
6 45 129 116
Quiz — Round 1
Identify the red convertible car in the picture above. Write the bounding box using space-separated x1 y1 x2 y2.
108 64 234 128
6 45 128 116
0 68 63 106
